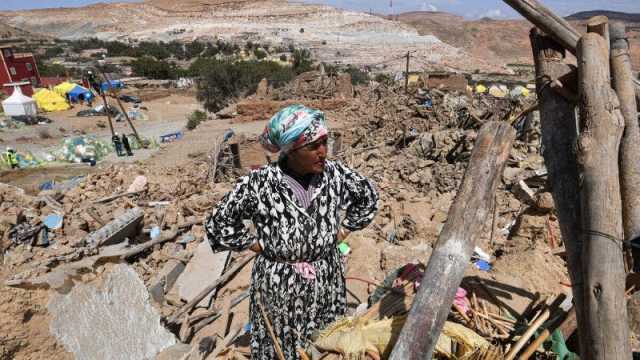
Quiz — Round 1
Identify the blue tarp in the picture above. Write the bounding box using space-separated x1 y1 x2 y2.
68 85 94 102
101 80 124 92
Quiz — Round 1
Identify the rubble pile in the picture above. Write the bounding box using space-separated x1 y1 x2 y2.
0 80 604 359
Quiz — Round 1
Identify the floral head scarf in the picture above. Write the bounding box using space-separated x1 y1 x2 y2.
260 104 328 154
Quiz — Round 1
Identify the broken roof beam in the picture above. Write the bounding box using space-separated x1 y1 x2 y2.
84 207 144 248
389 121 515 360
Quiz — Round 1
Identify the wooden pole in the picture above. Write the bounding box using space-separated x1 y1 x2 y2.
577 31 631 359
520 308 576 359
168 253 256 324
388 121 515 360
504 308 550 360
404 51 410 94
503 0 580 53
587 16 610 52
529 28 588 355
99 70 143 145
503 0 640 96
610 22 640 265
99 92 115 137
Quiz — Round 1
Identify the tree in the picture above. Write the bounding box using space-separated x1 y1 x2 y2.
292 48 313 74
131 57 177 79
254 48 267 60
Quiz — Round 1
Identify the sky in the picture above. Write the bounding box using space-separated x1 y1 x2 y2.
0 0 637 19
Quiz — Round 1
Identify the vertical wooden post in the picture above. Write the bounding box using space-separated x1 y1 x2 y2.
587 16 610 52
99 70 143 145
389 121 515 360
610 22 640 264
404 51 410 94
577 31 631 359
99 92 115 138
529 28 588 355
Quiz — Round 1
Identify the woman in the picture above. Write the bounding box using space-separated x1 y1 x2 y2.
205 105 379 359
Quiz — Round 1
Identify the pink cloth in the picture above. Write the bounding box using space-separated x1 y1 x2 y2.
454 287 471 314
292 262 316 280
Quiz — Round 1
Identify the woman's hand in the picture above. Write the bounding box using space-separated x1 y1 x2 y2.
249 241 263 253
338 228 351 242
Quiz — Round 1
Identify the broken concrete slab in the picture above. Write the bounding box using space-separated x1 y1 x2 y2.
84 207 144 248
155 343 193 360
149 259 186 304
173 240 229 307
48 263 176 360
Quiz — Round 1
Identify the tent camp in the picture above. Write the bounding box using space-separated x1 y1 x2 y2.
53 82 78 98
2 86 37 117
67 85 94 103
101 80 124 92
33 89 71 112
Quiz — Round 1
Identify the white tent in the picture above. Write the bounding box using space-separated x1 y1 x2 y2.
2 85 37 117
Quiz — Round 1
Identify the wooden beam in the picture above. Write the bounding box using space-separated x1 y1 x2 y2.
587 16 610 51
577 31 631 359
529 28 588 355
609 22 640 266
503 0 640 97
388 121 515 360
503 0 580 53
168 252 256 324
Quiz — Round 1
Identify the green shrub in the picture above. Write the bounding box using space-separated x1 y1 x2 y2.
186 110 207 130
346 66 369 85
292 48 313 74
254 48 267 60
131 56 179 79
195 59 297 112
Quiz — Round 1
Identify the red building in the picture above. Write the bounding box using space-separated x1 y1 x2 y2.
0 45 41 96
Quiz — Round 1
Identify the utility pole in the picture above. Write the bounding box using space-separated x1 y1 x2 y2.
404 51 410 94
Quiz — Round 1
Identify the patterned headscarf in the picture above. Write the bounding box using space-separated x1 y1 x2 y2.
260 104 328 154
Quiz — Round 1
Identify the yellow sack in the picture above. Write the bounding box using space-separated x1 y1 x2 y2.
314 315 490 359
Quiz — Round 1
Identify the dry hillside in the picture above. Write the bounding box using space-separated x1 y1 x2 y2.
0 1 507 73
395 10 640 70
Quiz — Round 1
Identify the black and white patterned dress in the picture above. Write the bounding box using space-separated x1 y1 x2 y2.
205 160 379 359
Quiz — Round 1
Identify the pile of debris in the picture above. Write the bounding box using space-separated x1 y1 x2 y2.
0 73 616 359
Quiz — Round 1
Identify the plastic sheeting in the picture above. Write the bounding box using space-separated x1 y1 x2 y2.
55 135 113 163
33 89 70 112
53 82 78 97
67 85 95 102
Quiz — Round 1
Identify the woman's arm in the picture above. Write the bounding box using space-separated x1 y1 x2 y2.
337 162 380 232
205 173 260 252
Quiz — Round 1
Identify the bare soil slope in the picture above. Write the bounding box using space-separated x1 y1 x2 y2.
395 11 640 70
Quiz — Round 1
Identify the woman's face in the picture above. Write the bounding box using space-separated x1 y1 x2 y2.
287 136 328 175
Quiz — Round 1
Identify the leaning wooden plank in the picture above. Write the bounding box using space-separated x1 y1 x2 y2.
529 28 588 355
168 252 256 324
610 22 640 261
577 32 631 359
388 121 515 360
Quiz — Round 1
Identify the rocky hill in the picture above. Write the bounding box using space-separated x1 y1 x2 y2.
567 10 640 22
0 1 508 74
394 10 640 70
2 1 637 73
